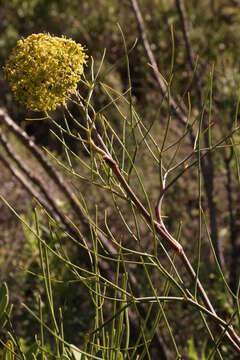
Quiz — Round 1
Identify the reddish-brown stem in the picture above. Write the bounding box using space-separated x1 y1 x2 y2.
104 154 183 254
102 152 240 352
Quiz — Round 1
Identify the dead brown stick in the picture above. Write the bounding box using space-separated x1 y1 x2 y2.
175 0 223 267
130 0 191 131
0 128 63 223
0 154 57 218
175 0 202 104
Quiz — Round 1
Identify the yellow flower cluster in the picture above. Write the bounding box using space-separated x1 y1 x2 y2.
4 33 87 111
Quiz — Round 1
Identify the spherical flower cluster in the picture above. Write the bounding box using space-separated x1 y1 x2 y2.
4 33 87 111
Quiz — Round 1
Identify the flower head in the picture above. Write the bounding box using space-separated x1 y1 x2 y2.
4 33 87 111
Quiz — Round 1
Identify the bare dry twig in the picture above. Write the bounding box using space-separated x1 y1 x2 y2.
175 0 223 267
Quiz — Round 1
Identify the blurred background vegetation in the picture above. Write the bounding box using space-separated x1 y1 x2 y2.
1 0 240 358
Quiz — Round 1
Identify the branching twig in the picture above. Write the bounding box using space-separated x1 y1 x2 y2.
102 148 240 352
